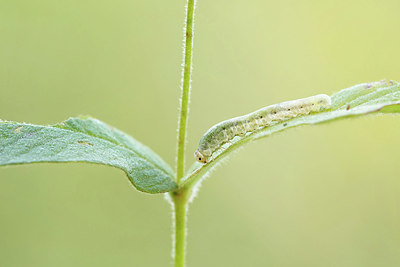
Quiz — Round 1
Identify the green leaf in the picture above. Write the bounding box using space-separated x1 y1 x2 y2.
0 117 177 193
182 80 400 187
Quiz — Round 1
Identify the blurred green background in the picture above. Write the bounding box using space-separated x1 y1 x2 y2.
1 0 400 266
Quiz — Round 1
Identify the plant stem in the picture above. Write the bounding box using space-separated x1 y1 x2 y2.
176 0 196 184
172 191 188 267
173 0 196 266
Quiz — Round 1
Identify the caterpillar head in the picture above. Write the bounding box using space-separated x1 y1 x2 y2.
194 150 208 164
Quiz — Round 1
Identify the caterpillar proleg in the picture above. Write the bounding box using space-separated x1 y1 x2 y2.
194 94 331 163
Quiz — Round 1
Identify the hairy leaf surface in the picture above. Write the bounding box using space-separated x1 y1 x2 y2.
0 117 177 193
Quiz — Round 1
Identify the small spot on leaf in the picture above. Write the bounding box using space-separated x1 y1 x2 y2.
77 140 94 146
13 126 24 133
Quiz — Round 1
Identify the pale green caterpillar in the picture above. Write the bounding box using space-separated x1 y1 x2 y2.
194 94 331 163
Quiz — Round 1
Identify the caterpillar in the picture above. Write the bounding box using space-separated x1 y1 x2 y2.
194 94 331 163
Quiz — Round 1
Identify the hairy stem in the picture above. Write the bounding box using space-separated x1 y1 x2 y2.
173 0 196 266
176 0 196 184
172 191 189 267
